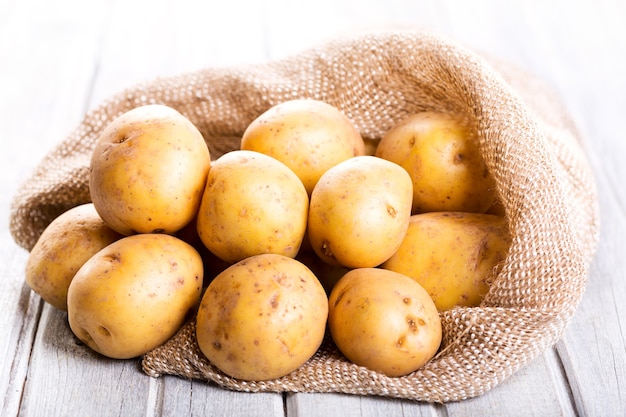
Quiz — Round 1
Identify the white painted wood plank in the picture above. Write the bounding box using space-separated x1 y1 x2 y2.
0 0 19 40
286 392 441 417
426 2 626 415
555 155 626 417
445 350 577 417
504 2 626 416
19 307 153 416
157 376 285 416
87 0 269 108
2 0 625 416
262 0 448 61
0 0 110 188
287 351 577 417
0 249 42 417
0 0 113 415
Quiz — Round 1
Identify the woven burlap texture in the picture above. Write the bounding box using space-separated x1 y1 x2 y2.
10 30 599 403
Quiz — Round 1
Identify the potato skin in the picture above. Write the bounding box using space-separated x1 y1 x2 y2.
89 104 211 235
196 150 309 264
328 268 442 377
307 155 413 268
375 112 496 214
67 233 203 359
195 253 328 381
381 212 511 311
25 203 122 311
241 99 365 194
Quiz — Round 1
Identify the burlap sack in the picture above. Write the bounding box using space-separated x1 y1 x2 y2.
10 29 599 402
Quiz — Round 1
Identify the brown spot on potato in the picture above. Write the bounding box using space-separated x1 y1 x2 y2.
213 341 221 350
357 298 371 310
387 204 397 218
104 253 121 263
278 337 293 357
406 316 418 332
270 292 279 309
333 289 346 308
274 273 288 286
476 237 490 267
453 153 464 164
396 335 406 347
321 240 334 258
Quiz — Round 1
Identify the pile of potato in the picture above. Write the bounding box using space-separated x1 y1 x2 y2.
25 99 511 380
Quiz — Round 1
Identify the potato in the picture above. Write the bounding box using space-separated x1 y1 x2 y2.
67 233 203 359
89 104 211 235
25 203 123 311
195 253 328 381
240 99 365 194
375 112 496 213
196 150 308 264
307 155 413 268
381 212 511 311
328 268 441 377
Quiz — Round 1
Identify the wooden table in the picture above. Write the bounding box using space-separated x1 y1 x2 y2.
2 0 624 416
